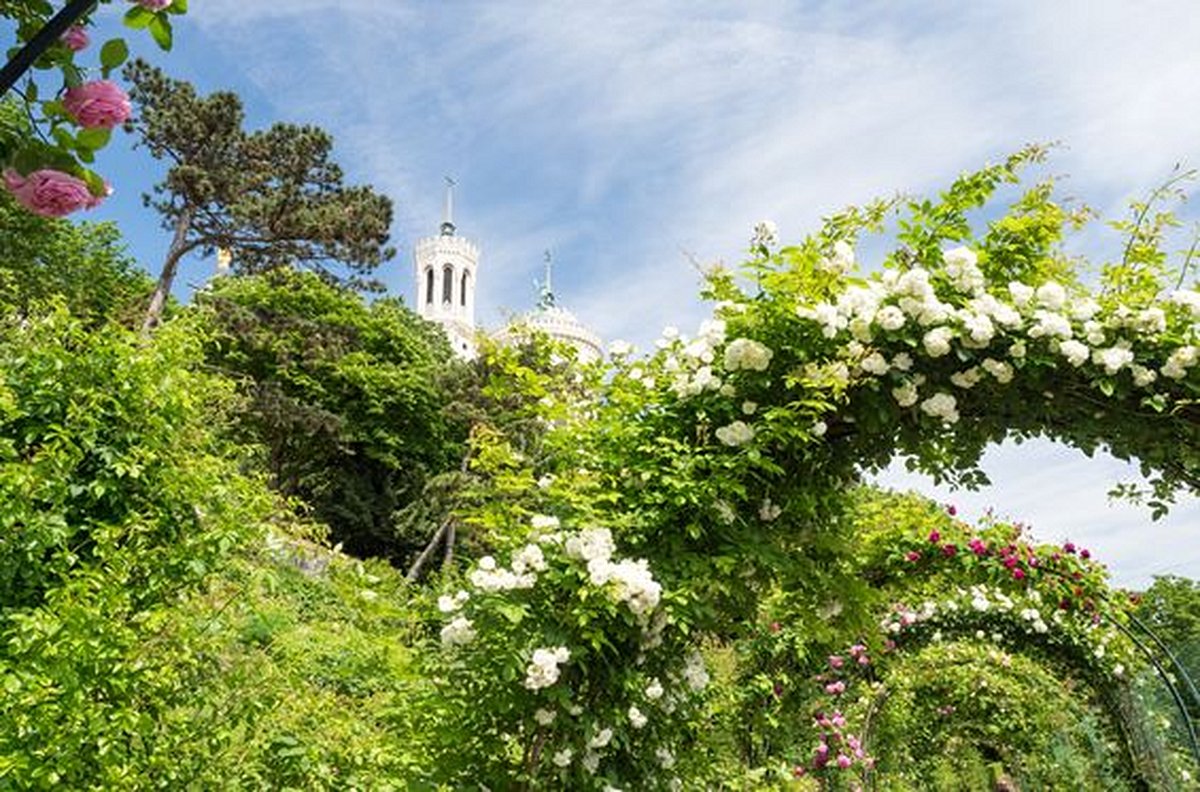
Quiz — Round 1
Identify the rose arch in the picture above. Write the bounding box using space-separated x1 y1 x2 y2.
426 149 1200 789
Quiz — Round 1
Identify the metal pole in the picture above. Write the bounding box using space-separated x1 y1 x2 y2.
0 0 99 96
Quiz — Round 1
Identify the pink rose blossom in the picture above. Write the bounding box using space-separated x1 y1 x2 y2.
946 504 957 516
4 169 105 217
61 25 89 51
792 765 806 778
848 643 867 658
1080 548 1091 560
134 0 174 10
942 543 957 557
969 538 988 556
905 550 921 563
928 530 941 543
824 681 846 695
828 655 844 670
857 654 870 666
1063 542 1076 555
836 754 853 769
1011 567 1026 581
63 80 132 129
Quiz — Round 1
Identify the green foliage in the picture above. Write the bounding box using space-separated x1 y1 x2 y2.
0 179 151 323
0 309 276 787
194 270 468 562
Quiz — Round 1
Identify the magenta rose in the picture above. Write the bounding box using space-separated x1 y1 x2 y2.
62 80 132 129
134 0 174 10
61 25 90 51
4 169 106 218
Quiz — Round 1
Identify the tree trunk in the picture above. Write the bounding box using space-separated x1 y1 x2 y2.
141 208 195 333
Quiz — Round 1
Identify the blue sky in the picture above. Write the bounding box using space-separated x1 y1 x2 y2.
71 1 1200 586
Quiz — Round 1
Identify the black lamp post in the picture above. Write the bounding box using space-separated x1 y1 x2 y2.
0 0 99 96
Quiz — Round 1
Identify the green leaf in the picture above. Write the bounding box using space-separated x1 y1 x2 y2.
123 7 154 29
76 127 112 151
148 16 174 50
23 80 37 103
99 38 129 75
168 0 189 13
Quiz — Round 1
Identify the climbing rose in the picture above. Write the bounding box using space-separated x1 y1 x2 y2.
63 80 132 129
61 25 89 51
3 169 105 217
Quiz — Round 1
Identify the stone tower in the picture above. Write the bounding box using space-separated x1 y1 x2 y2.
414 179 479 359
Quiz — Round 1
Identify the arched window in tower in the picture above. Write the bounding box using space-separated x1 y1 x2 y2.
424 267 434 305
461 271 470 307
442 265 454 304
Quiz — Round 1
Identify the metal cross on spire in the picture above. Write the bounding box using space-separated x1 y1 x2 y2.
440 176 456 235
537 249 556 309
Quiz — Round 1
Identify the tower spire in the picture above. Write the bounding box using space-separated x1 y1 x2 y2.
441 176 456 236
538 249 556 308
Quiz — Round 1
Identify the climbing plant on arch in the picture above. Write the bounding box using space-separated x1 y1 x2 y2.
425 147 1200 788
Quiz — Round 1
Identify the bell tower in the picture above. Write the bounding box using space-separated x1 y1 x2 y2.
415 177 479 359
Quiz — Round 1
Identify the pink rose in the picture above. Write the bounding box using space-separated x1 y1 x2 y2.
828 655 844 670
4 169 106 217
134 0 174 10
836 754 853 769
61 25 89 51
63 80 132 129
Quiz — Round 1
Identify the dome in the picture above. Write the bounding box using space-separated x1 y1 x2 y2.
499 304 603 364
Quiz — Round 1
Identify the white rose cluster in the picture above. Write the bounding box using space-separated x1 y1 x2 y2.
723 337 774 372
788 243 1199 426
566 527 662 618
715 420 755 447
469 553 538 592
524 646 571 690
440 616 476 647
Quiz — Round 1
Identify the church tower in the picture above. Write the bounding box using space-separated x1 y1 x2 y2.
415 179 479 359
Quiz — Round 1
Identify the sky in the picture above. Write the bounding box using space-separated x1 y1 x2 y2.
67 0 1200 587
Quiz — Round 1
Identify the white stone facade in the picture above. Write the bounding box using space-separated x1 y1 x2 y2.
414 232 479 359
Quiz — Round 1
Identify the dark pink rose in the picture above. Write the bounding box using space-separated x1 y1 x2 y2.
928 530 940 543
63 80 132 129
4 169 105 217
61 25 89 51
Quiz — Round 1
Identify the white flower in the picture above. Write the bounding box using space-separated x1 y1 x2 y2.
440 616 476 647
1009 340 1027 359
822 239 855 274
1036 282 1067 311
552 748 573 767
950 367 982 389
605 558 662 616
437 594 463 613
920 392 960 424
741 400 757 415
524 646 571 690
891 352 913 371
961 312 995 347
535 708 557 726
981 358 1013 384
723 338 774 372
588 727 613 749
1131 364 1157 387
628 705 648 729
582 751 601 774
943 246 984 292
608 340 633 357
512 543 547 574
656 747 676 769
714 500 736 524
1059 340 1090 367
892 380 919 408
1163 346 1198 379
1008 282 1035 307
1136 307 1167 333
715 420 755 446
478 556 497 571
1168 288 1200 318
1071 298 1101 321
1093 345 1134 375
1029 310 1072 339
531 514 560 531
758 498 782 522
922 327 954 358
860 351 890 376
645 678 664 700
536 474 555 489
812 420 827 437
683 651 710 691
565 527 615 563
751 220 779 249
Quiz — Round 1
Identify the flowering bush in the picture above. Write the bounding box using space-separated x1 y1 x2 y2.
426 515 708 789
0 0 190 215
